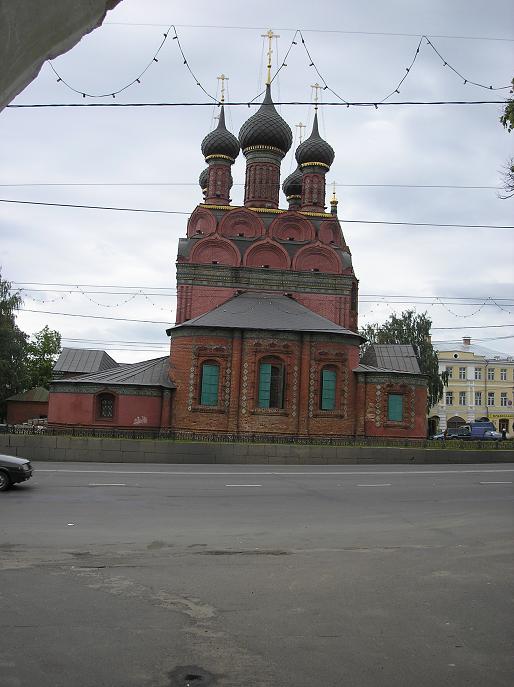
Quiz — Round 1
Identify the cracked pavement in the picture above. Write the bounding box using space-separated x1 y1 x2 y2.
1 462 513 686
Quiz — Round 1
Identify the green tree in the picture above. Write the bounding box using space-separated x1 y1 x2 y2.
499 78 514 132
0 270 28 420
499 77 514 199
360 310 446 410
26 325 62 389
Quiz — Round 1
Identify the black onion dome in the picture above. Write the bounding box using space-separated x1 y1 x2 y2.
239 84 293 154
199 167 209 190
201 106 240 160
282 166 302 197
295 113 335 167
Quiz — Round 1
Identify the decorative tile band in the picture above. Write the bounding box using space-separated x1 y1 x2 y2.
300 161 330 170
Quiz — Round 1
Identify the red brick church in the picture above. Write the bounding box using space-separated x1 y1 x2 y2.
48 84 427 439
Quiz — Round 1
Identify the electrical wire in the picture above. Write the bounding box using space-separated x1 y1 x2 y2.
16 306 514 331
11 282 514 302
0 182 501 190
38 22 513 108
1 197 512 229
103 22 514 42
48 27 172 98
13 288 514 310
7 100 507 108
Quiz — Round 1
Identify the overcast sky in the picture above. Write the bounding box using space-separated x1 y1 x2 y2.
1 0 513 362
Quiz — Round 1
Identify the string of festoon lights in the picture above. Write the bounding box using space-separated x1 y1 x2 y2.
15 287 514 317
46 25 511 104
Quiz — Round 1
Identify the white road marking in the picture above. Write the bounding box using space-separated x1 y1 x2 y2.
88 483 126 487
479 481 513 485
36 468 514 476
357 483 392 487
225 484 262 487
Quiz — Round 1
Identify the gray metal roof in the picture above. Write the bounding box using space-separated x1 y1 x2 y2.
7 387 49 402
53 348 118 374
360 344 421 374
168 292 362 339
53 357 175 388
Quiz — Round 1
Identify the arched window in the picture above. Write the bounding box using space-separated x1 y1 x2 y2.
258 359 285 409
199 362 220 406
320 367 337 410
97 392 115 419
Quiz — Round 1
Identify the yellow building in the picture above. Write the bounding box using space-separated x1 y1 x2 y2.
429 337 514 437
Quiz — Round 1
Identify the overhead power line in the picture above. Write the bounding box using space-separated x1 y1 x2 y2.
18 307 514 331
0 182 501 190
104 22 514 42
7 100 506 108
1 198 512 229
11 283 514 300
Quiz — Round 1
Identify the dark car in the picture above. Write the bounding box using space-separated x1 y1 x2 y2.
430 428 460 440
0 454 33 491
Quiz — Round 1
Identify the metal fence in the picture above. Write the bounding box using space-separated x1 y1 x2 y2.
1 424 512 450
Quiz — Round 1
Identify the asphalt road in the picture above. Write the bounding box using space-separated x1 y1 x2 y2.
1 462 513 687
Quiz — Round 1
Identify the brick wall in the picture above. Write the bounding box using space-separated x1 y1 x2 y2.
6 401 48 424
48 390 169 429
355 377 428 438
169 328 366 437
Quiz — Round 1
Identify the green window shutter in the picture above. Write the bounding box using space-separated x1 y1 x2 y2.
388 393 403 421
258 363 272 408
321 369 337 410
200 364 219 406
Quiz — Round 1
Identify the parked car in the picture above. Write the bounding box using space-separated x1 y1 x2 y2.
0 454 33 491
430 428 460 440
447 422 502 441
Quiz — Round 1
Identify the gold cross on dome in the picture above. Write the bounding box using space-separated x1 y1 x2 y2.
261 29 280 85
217 73 229 103
311 82 322 110
295 122 306 143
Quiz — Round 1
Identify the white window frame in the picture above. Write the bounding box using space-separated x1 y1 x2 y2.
458 367 466 380
474 367 482 380
487 392 495 407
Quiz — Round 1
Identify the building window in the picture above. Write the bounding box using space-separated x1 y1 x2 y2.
487 392 495 407
487 368 495 381
387 394 404 421
97 393 115 419
459 367 466 380
258 360 285 409
445 391 453 406
445 366 453 379
474 391 482 406
320 367 337 410
459 391 466 406
500 393 508 407
199 362 220 406
500 368 507 381
474 367 482 380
